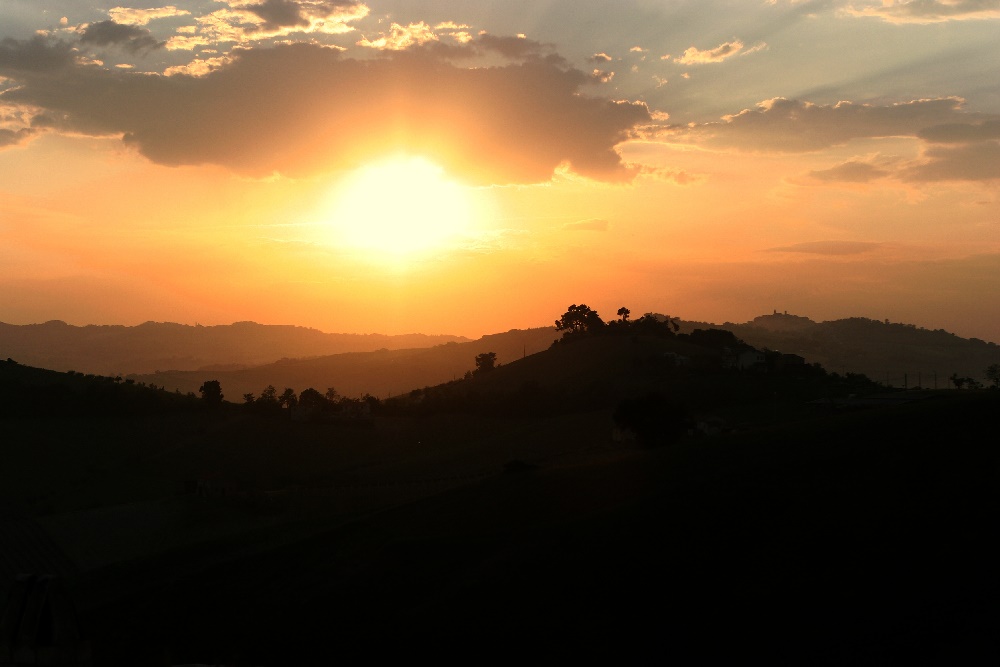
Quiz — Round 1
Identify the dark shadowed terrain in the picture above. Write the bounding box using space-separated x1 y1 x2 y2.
1 325 998 665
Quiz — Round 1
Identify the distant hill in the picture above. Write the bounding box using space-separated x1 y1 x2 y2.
129 327 561 399
6 311 998 396
679 312 999 387
0 320 471 375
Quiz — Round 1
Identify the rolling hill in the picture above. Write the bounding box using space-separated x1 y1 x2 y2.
0 320 470 376
128 327 561 399
694 312 999 387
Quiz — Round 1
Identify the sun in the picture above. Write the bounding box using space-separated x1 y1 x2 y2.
324 156 475 260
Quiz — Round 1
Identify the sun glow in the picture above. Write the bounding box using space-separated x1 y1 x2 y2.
324 156 475 260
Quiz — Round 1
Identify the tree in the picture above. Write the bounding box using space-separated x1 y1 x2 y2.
256 385 279 408
279 387 298 409
242 392 256 404
198 380 223 405
617 307 630 322
986 363 1000 389
633 313 678 337
555 304 605 337
474 352 497 376
299 387 328 409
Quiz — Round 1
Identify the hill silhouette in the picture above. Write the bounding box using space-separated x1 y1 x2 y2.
1 339 996 663
0 320 470 376
116 312 999 401
5 313 996 397
687 312 999 387
128 327 560 399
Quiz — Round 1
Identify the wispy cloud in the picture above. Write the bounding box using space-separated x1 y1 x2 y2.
675 39 744 64
357 21 437 50
108 6 191 26
765 241 882 255
670 97 993 153
846 0 1000 24
807 159 890 183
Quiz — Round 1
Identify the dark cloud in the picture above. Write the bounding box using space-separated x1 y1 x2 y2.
0 37 649 184
765 241 882 255
918 120 1000 143
674 97 988 152
0 127 34 148
807 160 889 183
79 21 164 53
244 0 365 31
0 36 75 73
902 141 1000 182
245 0 309 30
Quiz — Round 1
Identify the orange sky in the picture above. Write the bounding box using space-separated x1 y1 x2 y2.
2 1 999 341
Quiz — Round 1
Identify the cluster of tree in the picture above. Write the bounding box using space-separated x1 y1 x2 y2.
951 364 1000 390
554 304 680 341
238 383 379 418
554 304 762 356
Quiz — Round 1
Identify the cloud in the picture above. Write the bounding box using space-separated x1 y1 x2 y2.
675 40 744 64
846 0 1000 23
244 0 311 30
902 141 1000 182
357 21 437 50
765 241 882 255
0 127 34 148
240 0 365 31
166 34 214 51
79 21 165 53
918 120 1000 143
673 97 989 152
563 219 609 231
589 52 612 63
164 55 234 77
807 159 889 182
0 36 76 74
108 6 191 26
591 69 614 83
0 36 650 185
194 1 368 44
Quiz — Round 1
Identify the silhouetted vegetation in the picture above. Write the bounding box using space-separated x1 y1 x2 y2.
473 351 497 375
986 363 1000 388
0 358 201 418
198 379 223 406
556 304 682 342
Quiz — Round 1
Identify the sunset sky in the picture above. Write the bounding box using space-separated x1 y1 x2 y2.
2 1 999 341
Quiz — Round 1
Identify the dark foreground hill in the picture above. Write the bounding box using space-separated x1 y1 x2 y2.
2 343 997 663
0 320 471 376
